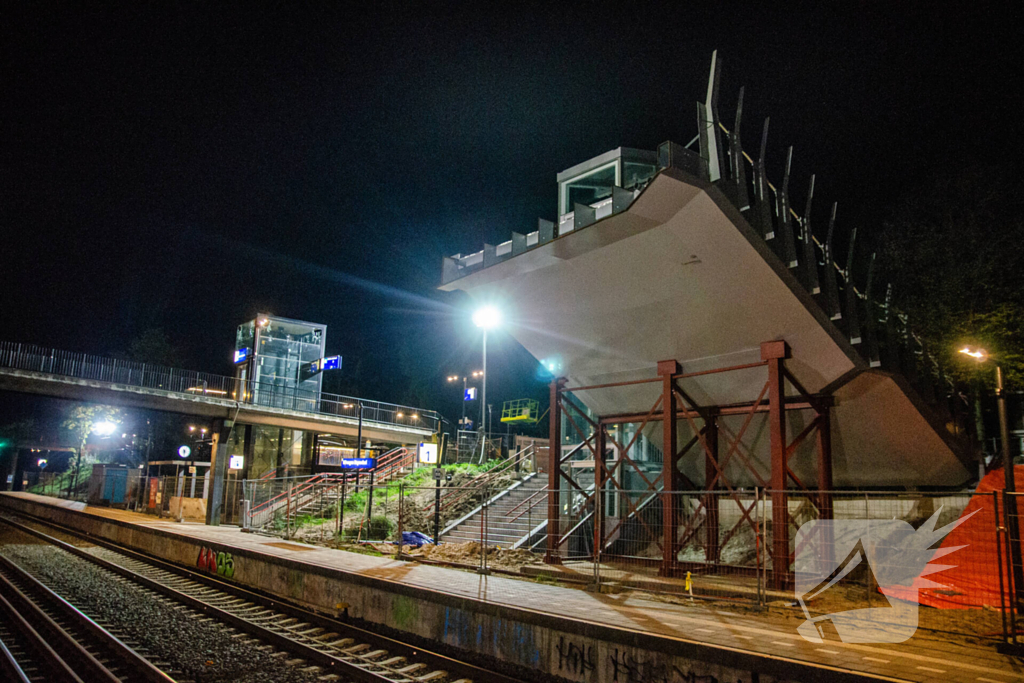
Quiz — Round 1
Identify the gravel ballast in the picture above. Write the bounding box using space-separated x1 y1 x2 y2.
0 540 339 683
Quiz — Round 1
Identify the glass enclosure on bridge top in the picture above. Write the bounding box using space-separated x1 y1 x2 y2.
234 314 327 411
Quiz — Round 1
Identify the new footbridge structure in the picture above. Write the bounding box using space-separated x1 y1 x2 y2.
440 52 975 588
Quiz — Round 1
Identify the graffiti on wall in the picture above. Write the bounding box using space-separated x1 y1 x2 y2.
197 546 235 578
609 648 722 683
557 637 595 677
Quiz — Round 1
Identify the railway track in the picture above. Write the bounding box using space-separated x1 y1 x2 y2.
0 513 527 683
0 541 175 683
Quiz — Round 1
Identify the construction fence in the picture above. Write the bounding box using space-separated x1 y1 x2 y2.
26 463 1024 643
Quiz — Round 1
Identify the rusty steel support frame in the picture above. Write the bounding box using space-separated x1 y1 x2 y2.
545 378 566 564
660 359 681 575
764 341 790 589
705 416 720 565
544 342 833 589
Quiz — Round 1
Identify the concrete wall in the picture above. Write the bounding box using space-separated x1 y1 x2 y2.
0 493 863 683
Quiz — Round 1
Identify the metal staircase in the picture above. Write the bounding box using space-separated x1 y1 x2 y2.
440 471 549 548
247 446 417 530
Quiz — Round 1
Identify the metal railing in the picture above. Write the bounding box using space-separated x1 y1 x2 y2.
0 341 441 432
423 444 535 515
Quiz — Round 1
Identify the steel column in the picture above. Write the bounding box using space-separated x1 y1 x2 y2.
705 417 720 564
816 407 833 521
545 378 565 564
659 360 681 576
762 341 790 589
593 425 606 562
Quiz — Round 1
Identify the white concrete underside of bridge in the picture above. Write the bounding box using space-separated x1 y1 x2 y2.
0 368 433 445
442 168 971 487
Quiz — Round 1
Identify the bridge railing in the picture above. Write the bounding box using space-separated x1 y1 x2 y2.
0 341 440 432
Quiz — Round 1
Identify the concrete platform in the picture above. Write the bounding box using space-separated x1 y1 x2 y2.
2 492 1021 683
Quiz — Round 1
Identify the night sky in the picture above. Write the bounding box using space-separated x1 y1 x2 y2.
3 3 1022 425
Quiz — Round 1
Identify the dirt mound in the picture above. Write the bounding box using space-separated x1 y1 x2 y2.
405 541 539 570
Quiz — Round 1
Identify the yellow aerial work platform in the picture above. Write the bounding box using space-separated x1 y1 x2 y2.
500 398 539 424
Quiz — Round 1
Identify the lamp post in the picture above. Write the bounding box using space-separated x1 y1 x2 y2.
448 370 483 434
472 306 501 463
959 346 1023 604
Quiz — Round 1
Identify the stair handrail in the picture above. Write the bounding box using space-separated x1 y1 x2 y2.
250 472 329 514
374 446 415 482
424 444 534 514
507 487 547 523
438 471 539 538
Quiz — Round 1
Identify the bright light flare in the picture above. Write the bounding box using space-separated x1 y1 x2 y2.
93 421 116 436
472 306 502 330
959 346 989 361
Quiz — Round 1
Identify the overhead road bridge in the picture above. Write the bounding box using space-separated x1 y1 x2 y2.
0 341 438 445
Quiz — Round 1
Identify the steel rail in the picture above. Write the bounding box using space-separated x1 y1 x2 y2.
0 590 85 683
0 551 173 682
0 514 527 683
0 632 33 683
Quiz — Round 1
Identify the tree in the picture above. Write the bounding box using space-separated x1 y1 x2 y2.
877 166 1024 388
62 404 124 497
120 328 186 367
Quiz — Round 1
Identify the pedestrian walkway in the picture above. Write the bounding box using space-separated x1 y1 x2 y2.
2 492 1022 683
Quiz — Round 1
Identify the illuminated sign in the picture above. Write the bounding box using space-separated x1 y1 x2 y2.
464 387 477 401
339 457 375 470
177 445 191 459
234 347 250 363
299 356 341 382
418 443 438 464
229 455 244 470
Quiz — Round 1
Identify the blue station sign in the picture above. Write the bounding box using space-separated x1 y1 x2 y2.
338 457 375 470
233 347 250 364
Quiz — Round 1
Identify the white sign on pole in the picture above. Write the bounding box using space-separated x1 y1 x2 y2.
418 442 438 464
229 455 244 470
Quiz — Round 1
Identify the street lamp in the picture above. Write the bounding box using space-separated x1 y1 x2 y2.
959 345 1023 604
447 372 483 433
472 306 501 461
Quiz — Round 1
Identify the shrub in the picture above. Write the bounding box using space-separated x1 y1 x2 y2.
365 515 394 540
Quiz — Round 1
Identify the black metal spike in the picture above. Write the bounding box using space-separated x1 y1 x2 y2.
728 87 749 210
844 227 862 344
801 175 820 294
863 252 881 366
753 118 773 241
775 147 799 268
822 202 841 319
697 51 725 183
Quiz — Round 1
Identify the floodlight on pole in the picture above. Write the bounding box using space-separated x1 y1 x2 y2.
93 421 116 437
472 306 502 330
472 306 502 461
